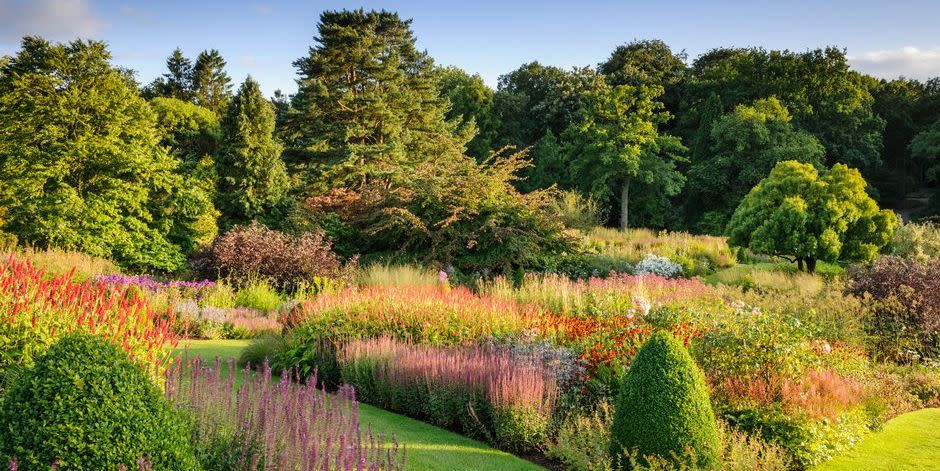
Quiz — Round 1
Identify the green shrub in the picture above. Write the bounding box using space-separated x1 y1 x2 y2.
611 331 720 469
0 334 198 470
726 407 869 469
234 278 283 311
548 400 616 471
890 222 940 262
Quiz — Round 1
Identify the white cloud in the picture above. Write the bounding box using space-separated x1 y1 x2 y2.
253 3 272 15
849 46 940 80
0 0 103 43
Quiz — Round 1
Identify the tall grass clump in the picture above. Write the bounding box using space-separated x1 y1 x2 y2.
283 285 536 344
584 228 736 276
233 278 284 311
0 255 177 382
166 357 404 471
356 264 441 288
15 246 120 281
338 337 558 452
483 273 720 317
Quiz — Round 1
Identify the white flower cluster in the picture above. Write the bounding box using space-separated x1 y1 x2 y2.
633 254 683 278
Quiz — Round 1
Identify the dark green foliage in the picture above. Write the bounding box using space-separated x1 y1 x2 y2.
686 98 826 232
911 117 940 190
610 331 720 469
494 63 604 151
0 334 198 470
216 77 289 228
437 66 499 159
685 47 885 175
286 9 469 191
0 37 208 272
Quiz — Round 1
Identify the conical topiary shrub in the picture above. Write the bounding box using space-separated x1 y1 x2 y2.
610 331 720 468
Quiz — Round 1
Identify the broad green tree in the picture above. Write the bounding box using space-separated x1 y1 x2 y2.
686 47 884 174
286 9 469 191
150 97 221 249
563 82 683 229
727 160 898 272
437 66 498 160
0 37 204 271
216 77 289 227
599 39 687 120
192 49 232 114
686 97 825 233
493 63 604 151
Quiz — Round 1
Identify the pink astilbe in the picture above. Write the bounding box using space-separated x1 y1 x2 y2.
166 357 404 471
340 337 558 416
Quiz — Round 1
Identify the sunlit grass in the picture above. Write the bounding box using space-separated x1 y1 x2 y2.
814 408 940 471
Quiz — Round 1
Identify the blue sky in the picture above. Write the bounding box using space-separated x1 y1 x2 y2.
3 0 940 97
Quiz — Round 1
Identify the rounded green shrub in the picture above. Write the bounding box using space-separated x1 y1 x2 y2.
0 334 198 470
610 331 720 469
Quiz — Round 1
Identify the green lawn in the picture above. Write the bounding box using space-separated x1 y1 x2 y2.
173 340 543 471
814 408 940 471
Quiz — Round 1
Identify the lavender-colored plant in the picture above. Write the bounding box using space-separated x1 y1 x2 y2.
165 357 404 471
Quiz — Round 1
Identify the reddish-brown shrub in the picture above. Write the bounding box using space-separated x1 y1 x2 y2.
847 256 940 361
191 223 350 290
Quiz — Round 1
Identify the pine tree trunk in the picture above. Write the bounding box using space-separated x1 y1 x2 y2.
797 258 804 271
620 178 630 231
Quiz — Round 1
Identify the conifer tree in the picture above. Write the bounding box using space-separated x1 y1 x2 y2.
287 9 469 191
163 47 193 100
192 49 232 114
216 77 289 227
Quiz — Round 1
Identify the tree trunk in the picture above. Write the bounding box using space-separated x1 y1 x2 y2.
806 258 817 273
797 258 804 271
620 178 631 231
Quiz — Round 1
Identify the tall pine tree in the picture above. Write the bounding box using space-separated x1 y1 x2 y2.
286 9 469 191
163 47 193 100
192 49 232 114
216 77 289 228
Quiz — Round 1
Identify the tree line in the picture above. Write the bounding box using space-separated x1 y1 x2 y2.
0 9 936 273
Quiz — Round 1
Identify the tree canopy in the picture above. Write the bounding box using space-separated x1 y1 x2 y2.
216 77 289 228
0 37 212 272
686 97 826 233
727 160 898 272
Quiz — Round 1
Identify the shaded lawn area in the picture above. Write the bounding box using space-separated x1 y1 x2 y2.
173 339 543 471
814 408 940 471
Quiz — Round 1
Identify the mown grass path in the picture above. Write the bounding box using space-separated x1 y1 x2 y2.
814 408 940 471
173 339 544 471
